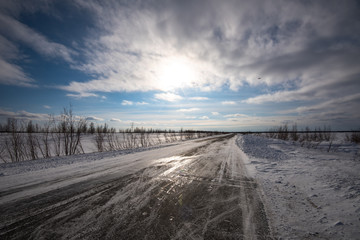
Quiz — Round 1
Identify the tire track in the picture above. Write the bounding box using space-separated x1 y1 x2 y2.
0 134 273 239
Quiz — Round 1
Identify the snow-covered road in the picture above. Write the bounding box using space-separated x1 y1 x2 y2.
0 134 272 239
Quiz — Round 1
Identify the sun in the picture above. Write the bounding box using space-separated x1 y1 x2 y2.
157 56 198 91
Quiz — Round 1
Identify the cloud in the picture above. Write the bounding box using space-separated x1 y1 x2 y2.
136 101 148 105
43 105 51 109
177 108 200 112
211 112 220 116
199 116 209 120
0 109 49 120
66 92 99 98
0 35 35 87
0 57 35 87
120 100 148 106
0 5 76 88
110 118 122 122
244 71 360 105
0 13 75 62
221 101 236 105
190 97 209 101
86 116 104 121
155 92 182 102
121 100 133 106
1 0 359 128
281 93 360 115
227 118 241 122
55 0 360 117
225 113 248 118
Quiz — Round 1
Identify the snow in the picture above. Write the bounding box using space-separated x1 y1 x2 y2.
236 134 360 239
0 135 223 205
1 133 360 239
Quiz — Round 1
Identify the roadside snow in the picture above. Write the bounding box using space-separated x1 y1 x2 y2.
237 134 360 239
0 136 221 205
0 144 175 176
2 133 359 239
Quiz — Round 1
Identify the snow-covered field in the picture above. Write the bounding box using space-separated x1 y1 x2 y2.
238 134 360 239
0 133 359 239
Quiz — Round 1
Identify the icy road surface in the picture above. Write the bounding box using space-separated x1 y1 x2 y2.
0 134 272 239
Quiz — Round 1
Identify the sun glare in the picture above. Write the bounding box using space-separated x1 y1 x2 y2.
157 56 198 91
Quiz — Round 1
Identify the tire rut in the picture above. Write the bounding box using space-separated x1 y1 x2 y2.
0 134 273 239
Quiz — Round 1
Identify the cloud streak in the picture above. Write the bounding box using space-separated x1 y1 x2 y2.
0 7 76 88
177 108 200 112
0 13 75 62
0 109 49 120
222 101 236 105
86 116 104 121
121 100 133 106
155 92 182 102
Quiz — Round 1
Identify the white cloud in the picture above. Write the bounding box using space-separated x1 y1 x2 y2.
224 113 248 118
136 101 148 105
0 13 75 62
0 58 35 87
221 101 236 105
121 100 133 106
86 116 104 121
43 105 51 109
177 108 200 112
121 101 149 105
0 109 49 120
211 112 220 116
155 92 182 102
190 97 209 101
1 1 359 129
0 35 35 87
199 116 209 120
56 0 360 117
66 92 99 98
110 118 122 122
281 93 360 115
0 9 75 88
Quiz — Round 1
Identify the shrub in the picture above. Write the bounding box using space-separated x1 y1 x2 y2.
346 132 360 144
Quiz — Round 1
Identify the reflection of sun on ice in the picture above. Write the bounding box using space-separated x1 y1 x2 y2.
157 56 198 91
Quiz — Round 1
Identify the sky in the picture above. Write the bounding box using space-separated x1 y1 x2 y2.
0 0 359 131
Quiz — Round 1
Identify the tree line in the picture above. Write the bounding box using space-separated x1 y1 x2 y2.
0 108 223 163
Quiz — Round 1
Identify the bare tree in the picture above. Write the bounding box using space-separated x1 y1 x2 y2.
277 124 288 140
4 118 26 162
290 124 299 141
52 121 62 156
58 106 86 156
0 136 7 163
37 115 53 158
25 121 39 160
95 125 105 152
89 122 95 134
